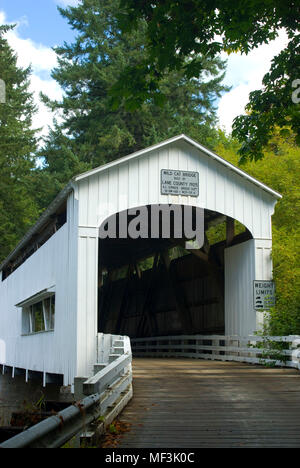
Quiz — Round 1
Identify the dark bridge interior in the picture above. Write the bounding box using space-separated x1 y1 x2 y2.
98 206 252 338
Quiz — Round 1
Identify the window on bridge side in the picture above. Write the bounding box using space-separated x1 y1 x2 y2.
22 295 55 335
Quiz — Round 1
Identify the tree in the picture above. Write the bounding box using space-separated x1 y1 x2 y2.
116 0 300 161
215 131 300 334
0 25 39 263
232 35 300 162
40 0 229 191
32 122 90 210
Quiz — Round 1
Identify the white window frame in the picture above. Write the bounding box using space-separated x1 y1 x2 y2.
16 287 55 336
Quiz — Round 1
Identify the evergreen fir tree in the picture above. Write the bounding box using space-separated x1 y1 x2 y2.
0 25 39 263
40 0 229 201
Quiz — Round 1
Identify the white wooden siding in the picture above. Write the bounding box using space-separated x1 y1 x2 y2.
224 239 274 336
0 191 78 386
76 230 98 378
77 140 276 239
225 240 256 336
75 139 277 376
0 137 279 382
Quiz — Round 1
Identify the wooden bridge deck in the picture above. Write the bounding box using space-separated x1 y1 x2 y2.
116 358 300 448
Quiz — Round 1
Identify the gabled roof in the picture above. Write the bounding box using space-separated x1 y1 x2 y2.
74 134 282 199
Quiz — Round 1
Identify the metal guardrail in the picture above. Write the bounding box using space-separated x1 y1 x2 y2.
131 334 300 370
84 353 132 395
0 393 101 448
0 335 133 448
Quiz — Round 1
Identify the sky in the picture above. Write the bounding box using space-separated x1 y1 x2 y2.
0 0 289 141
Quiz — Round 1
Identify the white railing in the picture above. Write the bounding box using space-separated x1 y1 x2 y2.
131 334 300 370
83 335 132 398
0 334 133 448
82 334 132 417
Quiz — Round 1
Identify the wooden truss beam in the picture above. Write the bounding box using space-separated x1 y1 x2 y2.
161 250 194 335
136 253 160 337
226 217 235 247
114 265 133 334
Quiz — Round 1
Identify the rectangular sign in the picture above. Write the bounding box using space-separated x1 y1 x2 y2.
253 280 276 310
161 169 199 197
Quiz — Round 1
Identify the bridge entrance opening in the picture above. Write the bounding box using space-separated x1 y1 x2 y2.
97 205 252 339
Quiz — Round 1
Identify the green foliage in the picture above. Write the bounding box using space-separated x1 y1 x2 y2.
206 220 245 246
109 423 117 434
215 131 300 335
206 222 226 246
35 394 46 411
0 26 39 263
232 35 300 162
116 0 300 160
248 323 290 366
39 0 229 198
34 122 91 210
268 228 300 335
118 0 289 74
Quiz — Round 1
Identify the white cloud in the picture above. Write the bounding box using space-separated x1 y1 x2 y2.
0 11 57 74
217 29 289 133
0 10 6 26
0 10 63 141
54 0 81 7
29 75 63 138
6 31 58 74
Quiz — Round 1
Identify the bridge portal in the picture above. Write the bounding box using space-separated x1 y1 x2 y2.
0 134 281 385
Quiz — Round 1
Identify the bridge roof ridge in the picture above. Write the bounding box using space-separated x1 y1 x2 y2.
74 134 282 200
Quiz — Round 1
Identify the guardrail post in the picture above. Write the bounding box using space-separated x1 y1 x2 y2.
291 338 300 370
74 377 89 400
212 339 220 356
196 338 202 356
240 337 250 358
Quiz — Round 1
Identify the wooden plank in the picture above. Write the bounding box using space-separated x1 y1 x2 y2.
113 358 300 448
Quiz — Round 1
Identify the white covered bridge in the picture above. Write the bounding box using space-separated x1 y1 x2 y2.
0 134 283 386
1 134 300 448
